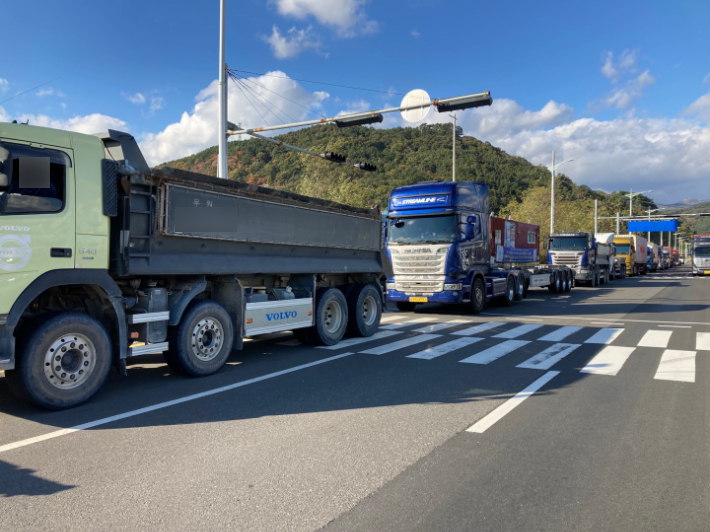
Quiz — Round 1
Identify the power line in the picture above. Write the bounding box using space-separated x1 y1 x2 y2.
0 77 61 106
232 71 327 120
229 76 271 127
230 73 300 123
230 69 403 96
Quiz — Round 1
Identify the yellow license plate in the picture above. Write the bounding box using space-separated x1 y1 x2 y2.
409 297 428 303
705 271 710 275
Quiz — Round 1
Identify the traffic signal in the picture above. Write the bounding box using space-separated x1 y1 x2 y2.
322 152 347 163
355 162 377 172
436 92 492 112
334 114 384 127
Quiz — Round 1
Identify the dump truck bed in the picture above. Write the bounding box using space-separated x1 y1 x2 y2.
112 166 383 277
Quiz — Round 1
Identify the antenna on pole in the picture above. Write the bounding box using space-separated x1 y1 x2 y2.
218 0 228 179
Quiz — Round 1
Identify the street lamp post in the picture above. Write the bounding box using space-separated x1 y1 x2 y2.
450 113 457 182
217 0 228 179
644 208 662 242
549 150 573 234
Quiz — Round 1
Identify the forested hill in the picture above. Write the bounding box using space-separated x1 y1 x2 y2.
161 123 662 241
160 123 556 214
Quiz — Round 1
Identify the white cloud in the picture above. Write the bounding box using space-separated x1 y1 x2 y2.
140 71 329 165
263 25 320 59
125 92 146 104
149 96 165 114
411 30 420 38
36 87 54 97
272 0 377 37
0 79 9 95
601 49 638 83
703 73 710 86
14 112 128 135
605 69 656 109
684 90 710 123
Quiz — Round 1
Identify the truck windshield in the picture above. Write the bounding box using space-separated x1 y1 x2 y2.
615 244 631 254
388 215 458 244
694 246 710 257
549 237 587 251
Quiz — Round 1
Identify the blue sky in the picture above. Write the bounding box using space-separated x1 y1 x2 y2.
2 0 709 202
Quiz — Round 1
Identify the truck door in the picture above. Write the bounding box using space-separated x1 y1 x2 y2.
0 141 75 303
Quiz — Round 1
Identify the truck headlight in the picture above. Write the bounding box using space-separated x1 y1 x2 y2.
444 283 462 290
386 282 396 290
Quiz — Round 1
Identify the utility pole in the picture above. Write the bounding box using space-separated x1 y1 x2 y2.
616 212 620 234
450 113 457 182
594 200 598 234
550 150 555 234
217 0 228 179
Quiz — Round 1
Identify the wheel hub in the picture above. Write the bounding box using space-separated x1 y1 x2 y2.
361 295 377 326
323 301 343 334
43 334 96 389
191 318 224 361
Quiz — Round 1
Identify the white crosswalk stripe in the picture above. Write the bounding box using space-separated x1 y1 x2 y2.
412 320 469 333
452 322 505 336
583 327 625 345
459 340 530 365
379 318 432 330
580 346 635 376
360 334 441 355
537 326 583 342
317 330 402 350
696 332 710 351
654 350 696 383
494 323 543 339
637 330 673 348
407 337 484 360
517 343 581 370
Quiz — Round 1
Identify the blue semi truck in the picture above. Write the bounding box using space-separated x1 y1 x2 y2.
384 182 573 313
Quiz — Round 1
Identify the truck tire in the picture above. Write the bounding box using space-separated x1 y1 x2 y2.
548 271 560 293
164 300 234 377
522 276 529 298
514 274 524 301
396 302 417 312
347 284 382 337
592 269 598 287
306 288 349 346
292 327 313 345
564 271 572 292
471 278 486 314
5 312 112 410
503 275 516 306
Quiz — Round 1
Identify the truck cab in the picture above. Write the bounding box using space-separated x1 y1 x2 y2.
691 235 710 276
548 231 613 285
385 181 520 313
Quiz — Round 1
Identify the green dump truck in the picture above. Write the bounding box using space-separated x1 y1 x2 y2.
0 122 385 410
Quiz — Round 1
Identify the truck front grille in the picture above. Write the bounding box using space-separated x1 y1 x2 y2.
391 254 446 274
551 254 581 266
394 280 444 293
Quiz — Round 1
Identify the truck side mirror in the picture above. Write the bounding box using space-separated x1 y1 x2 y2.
462 224 475 240
466 215 477 224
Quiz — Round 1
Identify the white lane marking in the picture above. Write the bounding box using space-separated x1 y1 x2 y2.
466 371 559 433
0 352 355 455
591 322 625 327
459 340 530 365
407 337 484 360
505 317 543 322
538 326 583 342
580 346 635 376
637 330 673 348
412 320 469 333
654 350 696 383
697 332 710 351
380 314 411 324
452 322 505 337
316 330 402 350
379 318 432 330
277 339 302 346
485 313 709 326
360 334 442 355
658 324 691 329
584 328 625 345
494 323 543 339
517 343 581 370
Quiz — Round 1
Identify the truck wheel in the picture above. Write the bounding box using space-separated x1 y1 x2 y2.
592 269 598 287
293 327 313 345
5 312 112 410
564 272 572 292
164 300 234 377
308 288 348 346
396 302 417 312
548 272 560 293
522 276 529 298
347 284 382 337
514 274 524 301
471 278 486 314
503 276 516 306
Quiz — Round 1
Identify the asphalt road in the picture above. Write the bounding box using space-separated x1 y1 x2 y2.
0 266 708 532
